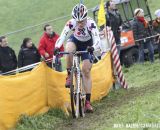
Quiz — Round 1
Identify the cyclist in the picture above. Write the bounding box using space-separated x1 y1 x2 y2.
54 3 101 113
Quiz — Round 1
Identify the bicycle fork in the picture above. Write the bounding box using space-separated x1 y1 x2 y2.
74 56 81 118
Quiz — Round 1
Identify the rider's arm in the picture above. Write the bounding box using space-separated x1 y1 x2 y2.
88 20 101 51
55 19 76 48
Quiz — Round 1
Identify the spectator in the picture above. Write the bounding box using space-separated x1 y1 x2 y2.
38 24 64 71
131 8 154 63
18 38 40 70
153 9 160 59
105 0 123 54
0 36 17 73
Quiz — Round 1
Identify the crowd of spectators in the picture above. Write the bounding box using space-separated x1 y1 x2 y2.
0 1 160 75
105 1 160 64
0 24 63 74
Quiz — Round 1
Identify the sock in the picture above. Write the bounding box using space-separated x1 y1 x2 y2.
86 93 91 102
67 68 71 75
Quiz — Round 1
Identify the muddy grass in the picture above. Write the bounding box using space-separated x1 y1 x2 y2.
53 81 160 130
16 59 160 130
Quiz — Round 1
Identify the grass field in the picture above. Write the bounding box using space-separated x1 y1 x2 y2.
0 0 159 53
14 60 160 130
0 0 101 53
0 0 159 130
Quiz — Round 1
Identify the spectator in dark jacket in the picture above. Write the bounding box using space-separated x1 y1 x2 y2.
153 9 160 59
18 38 40 70
0 36 17 73
105 1 123 54
38 24 64 71
131 8 154 63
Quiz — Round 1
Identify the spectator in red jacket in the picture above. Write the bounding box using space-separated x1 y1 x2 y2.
38 24 64 71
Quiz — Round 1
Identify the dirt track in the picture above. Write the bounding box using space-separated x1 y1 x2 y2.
54 81 160 130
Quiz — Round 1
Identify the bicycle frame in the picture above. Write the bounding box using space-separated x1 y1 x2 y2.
72 54 84 117
55 51 88 118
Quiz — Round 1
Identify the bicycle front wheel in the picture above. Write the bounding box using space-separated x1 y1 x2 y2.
70 69 85 118
70 69 77 118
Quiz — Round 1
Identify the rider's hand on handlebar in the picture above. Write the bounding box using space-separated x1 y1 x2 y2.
87 46 94 54
54 47 60 55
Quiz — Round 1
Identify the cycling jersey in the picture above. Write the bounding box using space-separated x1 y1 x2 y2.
55 17 101 51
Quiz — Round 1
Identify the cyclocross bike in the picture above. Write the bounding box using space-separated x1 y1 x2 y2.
55 51 93 118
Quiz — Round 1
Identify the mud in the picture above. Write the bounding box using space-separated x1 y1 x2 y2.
54 81 160 130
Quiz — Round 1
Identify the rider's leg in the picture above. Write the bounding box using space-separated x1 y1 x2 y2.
65 42 76 87
82 59 92 94
66 42 76 68
82 59 93 112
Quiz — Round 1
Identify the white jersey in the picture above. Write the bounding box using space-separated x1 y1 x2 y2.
55 17 101 51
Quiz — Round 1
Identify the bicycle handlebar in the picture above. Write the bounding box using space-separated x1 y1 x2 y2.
56 51 89 56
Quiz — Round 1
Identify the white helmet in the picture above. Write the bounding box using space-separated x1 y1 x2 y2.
155 9 160 18
134 8 144 17
72 3 88 21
